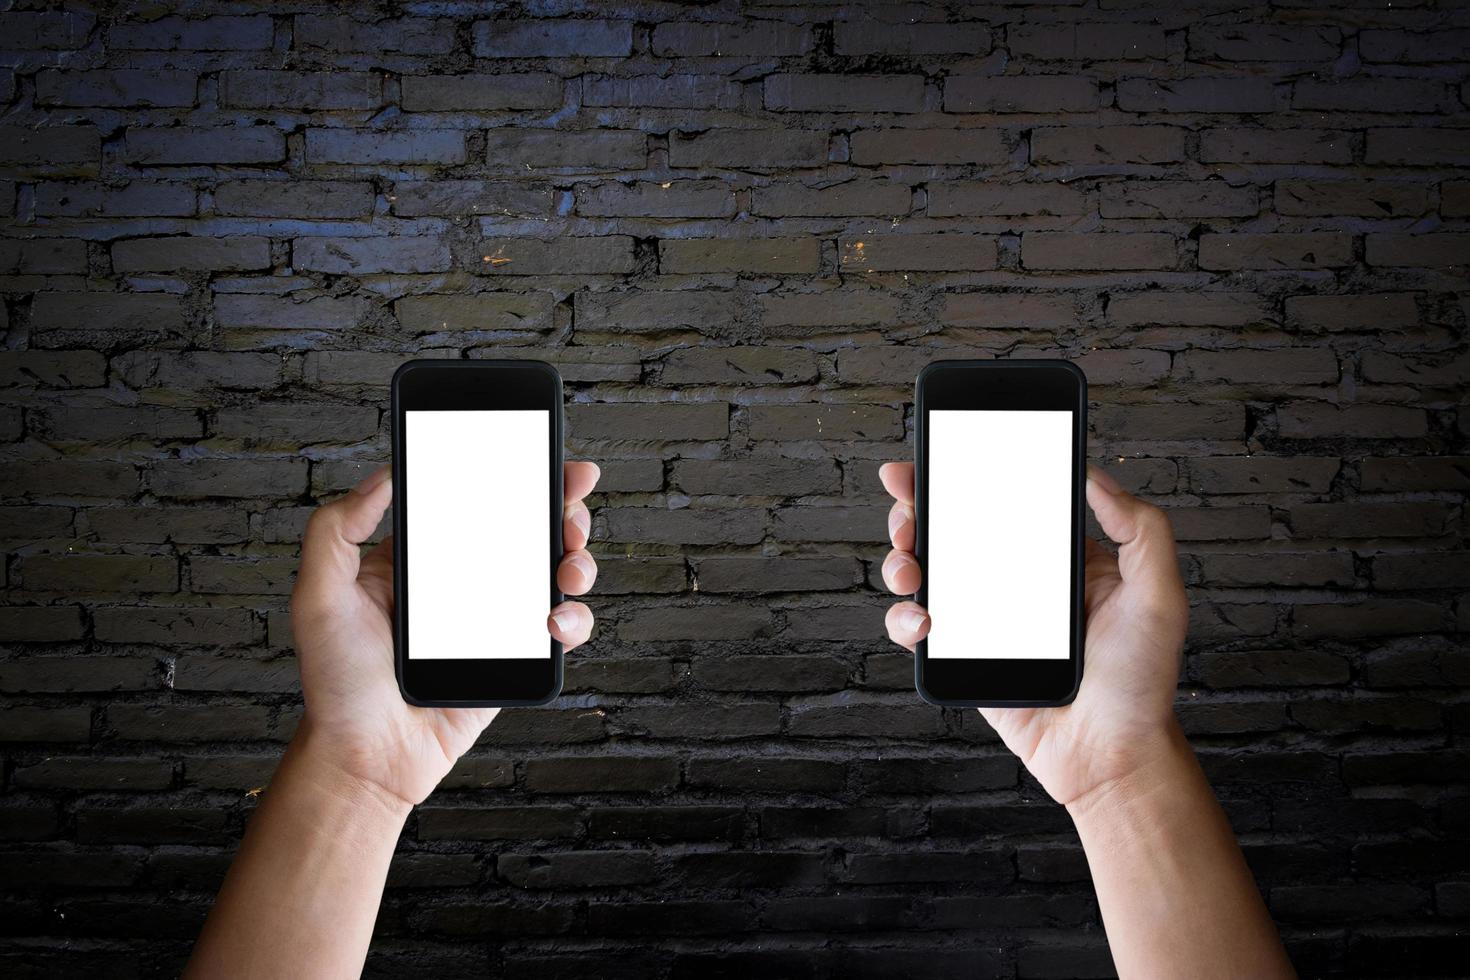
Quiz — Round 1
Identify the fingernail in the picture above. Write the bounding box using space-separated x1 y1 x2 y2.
357 465 391 494
888 505 913 538
886 551 915 573
899 609 928 633
571 507 591 536
1087 465 1122 495
569 553 596 584
552 609 580 633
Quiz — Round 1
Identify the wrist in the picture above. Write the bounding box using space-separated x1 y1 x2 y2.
1064 720 1198 829
285 720 415 826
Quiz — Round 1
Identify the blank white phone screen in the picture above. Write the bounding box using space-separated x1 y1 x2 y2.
927 410 1072 660
406 410 549 659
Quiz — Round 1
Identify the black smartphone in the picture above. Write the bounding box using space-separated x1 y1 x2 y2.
391 359 564 707
913 359 1086 708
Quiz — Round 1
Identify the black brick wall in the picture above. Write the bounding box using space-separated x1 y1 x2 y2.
1 2 1467 977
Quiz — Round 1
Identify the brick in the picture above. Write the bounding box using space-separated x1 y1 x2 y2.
1186 457 1339 494
295 15 456 54
651 22 810 56
1031 126 1185 164
772 506 891 543
487 130 647 169
112 350 284 389
659 346 821 385
294 236 451 274
220 70 380 109
837 21 990 54
0 11 95 48
1284 293 1418 332
1277 404 1427 439
0 655 157 693
1360 29 1470 62
1023 232 1177 270
109 15 273 50
1174 349 1339 385
578 179 735 218
36 182 194 217
0 705 91 742
33 406 202 440
1293 77 1453 113
584 74 742 110
839 233 997 272
499 851 654 888
524 756 679 794
214 293 371 331
1093 402 1245 441
692 655 848 692
1365 129 1470 166
31 292 186 341
473 20 632 57
1199 128 1353 164
86 507 248 544
1108 292 1270 328
850 128 1007 166
1366 234 1470 268
0 606 86 642
21 554 176 592
945 76 1098 112
938 293 1077 329
402 74 561 111
476 237 635 275
1010 24 1164 59
396 293 553 332
1189 25 1339 61
1198 233 1353 270
660 238 820 275
760 290 903 328
696 557 858 592
576 290 741 333
568 403 728 441
0 460 137 497
124 127 283 165
14 758 173 791
755 179 910 217
1290 502 1451 539
615 702 780 735
765 74 925 112
0 239 87 274
1275 180 1428 217
113 236 271 273
1360 457 1470 491
0 126 99 166
1102 180 1257 218
37 69 197 107
214 180 373 219
1117 77 1277 113
749 404 901 441
1360 351 1469 385
670 458 839 495
305 129 466 165
391 180 550 217
930 181 1087 217
147 459 307 498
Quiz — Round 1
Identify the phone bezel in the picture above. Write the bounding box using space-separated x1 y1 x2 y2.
391 359 564 708
914 359 1086 708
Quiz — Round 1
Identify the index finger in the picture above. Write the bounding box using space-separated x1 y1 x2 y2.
879 462 914 506
565 461 600 503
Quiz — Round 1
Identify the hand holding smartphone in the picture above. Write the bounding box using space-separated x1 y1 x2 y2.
392 360 591 707
903 359 1088 707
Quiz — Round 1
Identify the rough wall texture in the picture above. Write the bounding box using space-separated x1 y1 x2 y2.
1 1 1468 977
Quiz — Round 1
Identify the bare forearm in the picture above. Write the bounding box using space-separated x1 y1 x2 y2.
1068 724 1294 980
185 725 411 979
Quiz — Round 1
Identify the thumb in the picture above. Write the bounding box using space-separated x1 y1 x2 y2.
1085 465 1184 604
295 466 392 603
